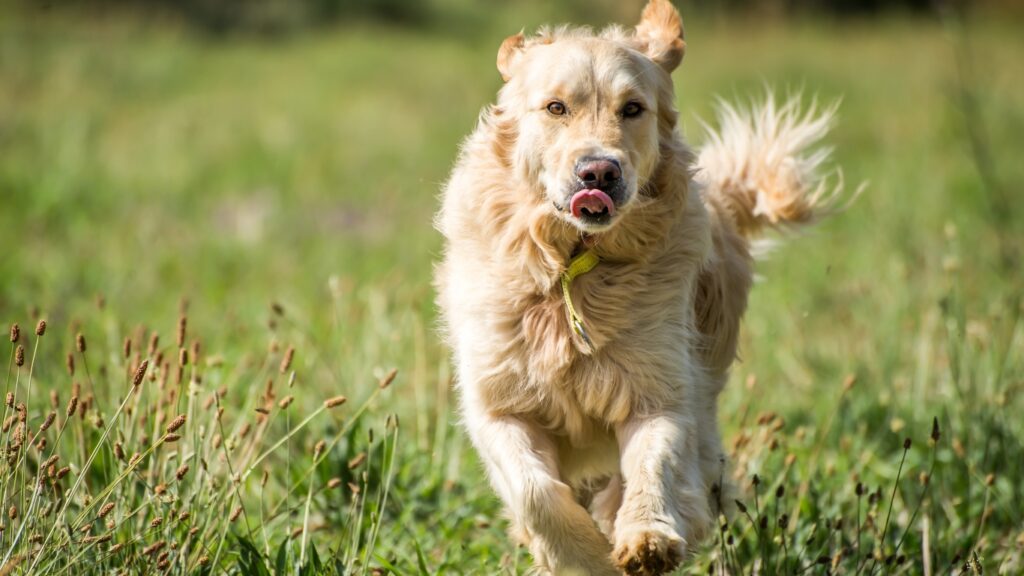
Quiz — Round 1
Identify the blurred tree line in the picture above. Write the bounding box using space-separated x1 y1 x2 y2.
36 0 1011 35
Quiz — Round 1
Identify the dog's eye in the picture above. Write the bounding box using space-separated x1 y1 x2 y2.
622 102 644 118
546 101 567 116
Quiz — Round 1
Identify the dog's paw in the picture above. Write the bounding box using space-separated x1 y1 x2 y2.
612 527 685 576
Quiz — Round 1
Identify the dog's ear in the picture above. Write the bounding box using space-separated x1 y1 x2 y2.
497 32 526 82
635 0 686 73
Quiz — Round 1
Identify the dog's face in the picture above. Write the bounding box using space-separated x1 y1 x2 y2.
495 1 686 233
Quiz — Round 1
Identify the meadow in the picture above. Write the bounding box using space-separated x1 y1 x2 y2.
1 1 1022 573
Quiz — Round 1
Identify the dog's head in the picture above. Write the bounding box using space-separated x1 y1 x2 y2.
494 0 685 234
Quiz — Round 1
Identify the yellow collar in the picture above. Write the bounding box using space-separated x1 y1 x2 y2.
560 249 600 353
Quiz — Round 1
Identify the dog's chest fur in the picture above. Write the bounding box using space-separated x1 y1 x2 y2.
442 190 711 445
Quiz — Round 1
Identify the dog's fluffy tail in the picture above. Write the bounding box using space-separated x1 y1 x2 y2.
695 94 851 241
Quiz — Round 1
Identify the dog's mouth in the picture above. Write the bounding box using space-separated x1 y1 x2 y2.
569 189 616 224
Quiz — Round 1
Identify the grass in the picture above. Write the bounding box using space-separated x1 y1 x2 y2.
1 1 1023 573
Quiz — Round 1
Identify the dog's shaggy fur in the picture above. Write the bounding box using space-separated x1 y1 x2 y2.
435 1 842 573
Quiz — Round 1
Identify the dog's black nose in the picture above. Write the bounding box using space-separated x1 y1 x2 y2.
576 158 621 189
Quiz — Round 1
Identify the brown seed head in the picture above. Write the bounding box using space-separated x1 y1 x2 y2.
176 316 187 348
261 469 269 487
985 473 995 487
279 346 295 374
278 395 294 409
179 349 188 367
379 368 398 389
66 353 75 376
154 484 166 495
4 393 11 408
324 395 347 409
114 442 125 461
56 466 71 479
229 506 242 522
177 510 190 523
14 346 24 367
903 437 912 450
35 320 46 336
9 324 18 343
66 396 79 419
99 502 115 518
347 452 367 470
132 360 149 388
16 404 25 423
40 411 56 433
327 478 342 490
931 417 941 442
164 433 181 443
148 332 159 356
128 453 142 468
150 517 163 528
176 464 190 480
123 337 132 359
166 414 186 433
8 506 16 520
76 333 86 353
314 440 326 458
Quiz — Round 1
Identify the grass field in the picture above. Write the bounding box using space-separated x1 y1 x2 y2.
1 1 1023 573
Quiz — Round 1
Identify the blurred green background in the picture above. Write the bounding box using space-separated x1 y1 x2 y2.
2 0 1023 572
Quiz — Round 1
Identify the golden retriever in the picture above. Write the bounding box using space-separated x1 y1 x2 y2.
435 1 843 573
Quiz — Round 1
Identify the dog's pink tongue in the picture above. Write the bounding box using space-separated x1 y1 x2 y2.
570 189 615 218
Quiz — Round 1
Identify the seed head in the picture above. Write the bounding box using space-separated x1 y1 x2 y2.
123 337 132 359
278 395 294 409
143 540 165 556
148 333 159 356
379 368 398 389
66 396 79 419
166 414 186 433
178 349 188 367
229 506 242 522
98 502 115 519
903 437 912 450
313 440 326 458
327 478 342 490
178 510 190 523
775 485 785 499
931 417 941 442
14 345 24 367
8 506 16 520
176 464 190 480
164 433 181 443
39 411 56 433
279 346 295 374
4 393 11 408
76 333 86 353
56 466 70 479
176 316 187 348
35 320 46 336
150 517 163 528
66 353 75 376
324 395 347 408
9 324 18 343
347 452 366 470
132 360 149 388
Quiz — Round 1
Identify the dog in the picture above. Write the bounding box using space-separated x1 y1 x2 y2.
435 1 843 573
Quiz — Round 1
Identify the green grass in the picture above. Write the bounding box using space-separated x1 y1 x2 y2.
1 2 1022 573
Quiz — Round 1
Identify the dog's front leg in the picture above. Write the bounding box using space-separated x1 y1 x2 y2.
612 411 712 576
466 413 618 575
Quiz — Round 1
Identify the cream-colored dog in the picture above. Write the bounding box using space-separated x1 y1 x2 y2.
435 1 842 573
